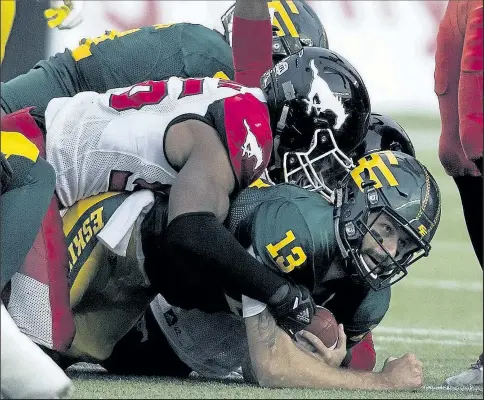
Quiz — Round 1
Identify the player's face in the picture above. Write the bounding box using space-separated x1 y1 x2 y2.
359 212 418 275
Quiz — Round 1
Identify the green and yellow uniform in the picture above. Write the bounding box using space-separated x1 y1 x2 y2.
0 130 56 289
58 180 389 367
61 191 156 363
1 23 234 124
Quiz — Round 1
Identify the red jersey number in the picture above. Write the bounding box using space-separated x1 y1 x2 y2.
109 78 205 112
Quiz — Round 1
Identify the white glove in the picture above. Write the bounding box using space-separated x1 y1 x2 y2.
44 0 84 30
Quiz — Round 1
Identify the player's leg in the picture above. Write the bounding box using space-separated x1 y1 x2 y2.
0 302 73 399
1 49 84 124
453 176 483 268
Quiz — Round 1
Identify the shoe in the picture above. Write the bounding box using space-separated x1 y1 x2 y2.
444 353 483 387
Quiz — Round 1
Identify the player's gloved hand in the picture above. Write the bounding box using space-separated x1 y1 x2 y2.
267 283 316 338
44 0 84 30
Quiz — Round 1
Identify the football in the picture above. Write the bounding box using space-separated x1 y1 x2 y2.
305 306 339 349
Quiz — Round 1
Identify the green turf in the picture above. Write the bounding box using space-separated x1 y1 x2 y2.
67 127 483 398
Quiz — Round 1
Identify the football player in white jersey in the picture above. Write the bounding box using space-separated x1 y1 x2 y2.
6 40 372 351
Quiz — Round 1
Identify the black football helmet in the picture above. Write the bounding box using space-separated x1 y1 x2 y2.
334 150 441 291
261 46 371 202
221 0 329 63
353 113 416 160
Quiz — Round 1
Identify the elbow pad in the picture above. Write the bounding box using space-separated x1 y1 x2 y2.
144 212 287 312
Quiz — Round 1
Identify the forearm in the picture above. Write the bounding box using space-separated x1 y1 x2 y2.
147 212 289 304
245 309 391 389
458 1 483 162
234 0 270 20
233 1 272 86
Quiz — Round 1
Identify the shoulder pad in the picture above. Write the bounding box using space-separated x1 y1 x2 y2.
251 186 335 292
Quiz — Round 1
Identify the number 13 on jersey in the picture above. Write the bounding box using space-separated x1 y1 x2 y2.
265 230 307 273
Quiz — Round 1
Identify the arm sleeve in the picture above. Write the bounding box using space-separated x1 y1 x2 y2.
232 16 273 87
144 212 291 310
0 157 56 290
458 1 483 162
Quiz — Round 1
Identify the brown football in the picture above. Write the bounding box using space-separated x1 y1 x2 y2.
305 306 339 349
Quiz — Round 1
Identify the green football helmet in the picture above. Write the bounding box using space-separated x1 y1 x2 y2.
334 150 441 291
221 0 329 63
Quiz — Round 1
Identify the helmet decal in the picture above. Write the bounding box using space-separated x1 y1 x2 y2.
350 151 399 191
304 60 349 129
413 166 441 238
334 151 442 291
269 1 300 38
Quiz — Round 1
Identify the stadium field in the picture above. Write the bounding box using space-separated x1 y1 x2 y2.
66 117 483 399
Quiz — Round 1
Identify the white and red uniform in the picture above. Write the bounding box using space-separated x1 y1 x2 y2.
45 76 272 208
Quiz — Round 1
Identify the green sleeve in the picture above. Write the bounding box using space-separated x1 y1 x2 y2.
0 156 56 290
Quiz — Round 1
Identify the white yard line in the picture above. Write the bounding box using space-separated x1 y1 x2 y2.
374 326 483 340
423 385 483 392
375 336 481 346
403 278 483 292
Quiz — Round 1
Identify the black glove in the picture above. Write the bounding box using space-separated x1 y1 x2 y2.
267 283 316 338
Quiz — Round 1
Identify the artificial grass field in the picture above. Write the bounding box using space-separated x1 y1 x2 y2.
66 116 483 399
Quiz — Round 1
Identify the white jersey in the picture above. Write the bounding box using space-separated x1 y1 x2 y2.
45 77 272 207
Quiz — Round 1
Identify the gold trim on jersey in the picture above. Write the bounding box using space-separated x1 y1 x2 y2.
63 192 125 303
1 131 39 162
249 178 271 189
213 71 230 80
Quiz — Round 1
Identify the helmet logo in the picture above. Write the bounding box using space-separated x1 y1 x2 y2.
351 151 399 192
345 222 356 237
417 224 428 237
241 120 264 170
304 60 348 129
275 61 289 75
367 189 379 205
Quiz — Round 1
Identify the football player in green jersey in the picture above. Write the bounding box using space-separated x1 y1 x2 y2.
53 149 440 390
0 0 327 125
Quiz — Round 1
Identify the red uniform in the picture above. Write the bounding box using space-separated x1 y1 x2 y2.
435 0 483 177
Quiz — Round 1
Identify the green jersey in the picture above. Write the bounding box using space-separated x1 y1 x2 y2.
227 180 390 345
1 23 234 124
227 180 337 295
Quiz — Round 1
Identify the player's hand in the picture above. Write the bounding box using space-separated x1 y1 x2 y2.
45 0 84 30
381 353 423 388
267 283 316 338
297 324 347 367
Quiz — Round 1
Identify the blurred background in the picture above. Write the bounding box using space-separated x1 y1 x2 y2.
2 0 447 118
